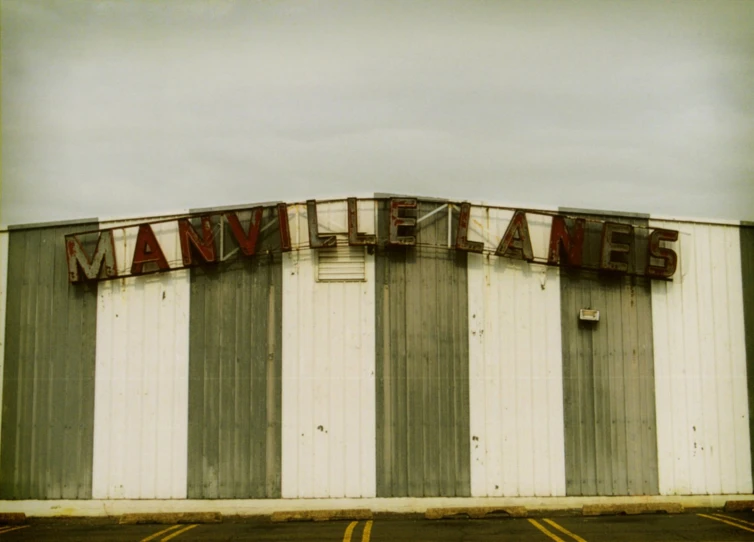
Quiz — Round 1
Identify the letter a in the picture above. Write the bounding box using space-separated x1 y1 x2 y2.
131 224 170 275
496 211 534 261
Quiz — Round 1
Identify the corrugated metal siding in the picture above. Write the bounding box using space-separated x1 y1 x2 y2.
652 220 752 494
560 214 659 496
92 220 190 499
375 201 470 497
742 223 754 474
467 209 566 497
0 232 8 465
0 224 98 499
282 202 376 498
188 209 282 498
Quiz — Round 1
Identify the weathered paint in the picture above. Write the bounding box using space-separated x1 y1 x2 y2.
130 223 171 275
454 202 483 253
3 201 753 505
92 220 190 499
0 231 8 467
65 199 681 283
306 200 337 249
548 216 585 267
188 208 283 498
225 207 264 256
277 203 292 252
652 220 752 495
178 216 217 266
646 229 679 279
388 198 418 246
66 229 118 282
495 210 534 261
560 213 659 496
2 493 751 517
282 202 376 498
467 208 566 497
376 201 471 497
742 223 754 475
1 224 98 499
347 198 377 246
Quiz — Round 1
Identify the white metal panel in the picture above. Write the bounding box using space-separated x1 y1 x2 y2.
0 231 9 464
467 208 567 497
282 202 377 498
92 220 190 499
651 220 752 495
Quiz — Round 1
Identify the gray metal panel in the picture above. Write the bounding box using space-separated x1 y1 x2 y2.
558 207 650 220
741 223 754 471
560 215 659 496
1 224 98 499
375 201 471 497
6 217 99 231
189 201 282 214
187 210 283 498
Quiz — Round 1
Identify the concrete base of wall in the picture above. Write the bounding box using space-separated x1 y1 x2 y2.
0 496 752 518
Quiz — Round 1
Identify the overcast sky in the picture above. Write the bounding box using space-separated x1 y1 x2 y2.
2 0 753 225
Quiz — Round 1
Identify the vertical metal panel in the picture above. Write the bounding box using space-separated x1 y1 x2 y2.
1 224 97 499
560 214 659 496
282 201 376 498
92 220 190 499
375 201 471 497
188 209 282 498
466 209 566 497
742 223 754 476
652 220 752 494
0 232 8 468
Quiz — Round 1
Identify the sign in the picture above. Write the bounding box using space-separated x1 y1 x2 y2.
65 198 679 283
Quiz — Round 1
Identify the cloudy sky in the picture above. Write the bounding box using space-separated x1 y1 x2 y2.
2 0 753 225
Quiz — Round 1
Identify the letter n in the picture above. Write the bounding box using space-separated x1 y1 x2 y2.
179 216 216 266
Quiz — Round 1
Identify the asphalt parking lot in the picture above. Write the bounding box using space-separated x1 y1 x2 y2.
1 511 754 541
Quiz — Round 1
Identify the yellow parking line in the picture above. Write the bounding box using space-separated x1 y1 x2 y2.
162 524 198 541
543 518 588 542
0 526 29 535
362 520 373 542
140 524 183 542
712 513 754 527
343 521 358 542
528 519 568 542
698 513 754 534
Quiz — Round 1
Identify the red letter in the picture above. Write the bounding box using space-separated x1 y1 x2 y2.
600 222 633 272
131 224 170 275
278 203 292 252
389 198 417 246
348 198 376 246
548 216 585 267
496 210 533 261
226 208 263 256
455 202 483 253
307 200 337 248
178 216 216 266
646 228 679 279
66 230 118 282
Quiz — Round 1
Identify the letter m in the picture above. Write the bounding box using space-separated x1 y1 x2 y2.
66 230 118 283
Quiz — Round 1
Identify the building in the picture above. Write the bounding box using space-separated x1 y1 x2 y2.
0 196 752 515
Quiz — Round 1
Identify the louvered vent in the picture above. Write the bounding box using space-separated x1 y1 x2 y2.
317 244 366 282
